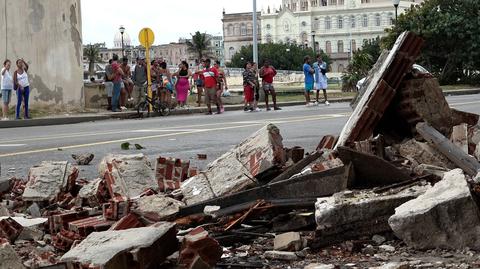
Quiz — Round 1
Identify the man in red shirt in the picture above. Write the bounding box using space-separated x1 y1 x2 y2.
200 59 220 115
259 60 280 111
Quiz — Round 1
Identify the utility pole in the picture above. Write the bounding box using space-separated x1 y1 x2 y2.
253 0 258 64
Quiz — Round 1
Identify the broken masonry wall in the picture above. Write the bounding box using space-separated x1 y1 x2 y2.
0 0 83 110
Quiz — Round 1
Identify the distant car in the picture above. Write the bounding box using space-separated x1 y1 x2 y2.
356 64 431 90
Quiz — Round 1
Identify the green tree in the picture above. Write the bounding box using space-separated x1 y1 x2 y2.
341 38 381 91
382 0 480 85
186 31 213 60
227 43 330 71
83 44 102 76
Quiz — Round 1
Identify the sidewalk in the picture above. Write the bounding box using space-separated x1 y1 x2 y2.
1 88 479 129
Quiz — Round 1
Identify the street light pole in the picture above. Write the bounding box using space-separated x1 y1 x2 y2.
392 0 400 23
252 0 259 64
312 31 316 55
119 26 125 57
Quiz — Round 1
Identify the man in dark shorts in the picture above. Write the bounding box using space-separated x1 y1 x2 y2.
259 59 280 111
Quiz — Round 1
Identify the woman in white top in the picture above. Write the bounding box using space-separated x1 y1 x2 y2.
13 59 30 119
1 59 13 120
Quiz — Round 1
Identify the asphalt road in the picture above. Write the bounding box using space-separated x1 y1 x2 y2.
1 93 480 180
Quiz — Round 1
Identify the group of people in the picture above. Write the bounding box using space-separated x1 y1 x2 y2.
242 60 281 112
303 54 329 106
1 58 31 120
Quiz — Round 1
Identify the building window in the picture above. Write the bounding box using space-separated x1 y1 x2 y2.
338 17 343 29
338 0 344 4
321 0 327 6
227 24 233 36
229 47 235 58
362 14 368 27
302 21 307 27
326 41 332 53
266 34 273 43
361 0 370 3
338 64 345 73
351 40 356 51
266 24 271 30
247 23 253 35
388 12 394 25
300 32 308 43
240 23 247 36
325 17 331 30
338 40 344 53
375 13 381 26
284 20 290 32
311 0 318 7
329 0 337 5
350 15 356 28
234 24 240 35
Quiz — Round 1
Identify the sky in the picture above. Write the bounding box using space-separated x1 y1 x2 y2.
81 0 282 47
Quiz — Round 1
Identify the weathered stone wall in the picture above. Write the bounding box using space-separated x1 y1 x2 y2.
0 0 83 109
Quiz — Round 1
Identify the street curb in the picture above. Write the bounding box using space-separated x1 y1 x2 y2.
1 89 478 128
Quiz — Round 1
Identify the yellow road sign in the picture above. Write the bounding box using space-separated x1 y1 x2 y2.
138 28 155 112
138 28 154 48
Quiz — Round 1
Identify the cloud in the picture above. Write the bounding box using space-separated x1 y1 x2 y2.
81 0 282 47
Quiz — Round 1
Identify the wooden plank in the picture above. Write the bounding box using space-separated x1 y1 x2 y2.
416 122 480 176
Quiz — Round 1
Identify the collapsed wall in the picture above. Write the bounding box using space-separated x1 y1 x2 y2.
0 0 83 109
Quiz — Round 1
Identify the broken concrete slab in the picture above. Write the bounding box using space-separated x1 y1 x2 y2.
313 183 430 248
389 169 480 250
61 222 177 269
397 139 455 169
0 239 26 269
417 122 480 176
71 153 94 165
181 124 284 205
274 232 302 251
132 194 185 221
77 178 109 207
304 264 335 269
99 154 157 199
370 262 409 269
23 161 78 202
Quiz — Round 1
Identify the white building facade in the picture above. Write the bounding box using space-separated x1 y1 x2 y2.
261 0 424 73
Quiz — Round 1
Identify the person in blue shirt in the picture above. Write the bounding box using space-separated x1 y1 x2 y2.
313 54 329 106
303 56 315 106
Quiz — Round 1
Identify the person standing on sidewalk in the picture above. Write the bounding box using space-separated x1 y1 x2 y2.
214 60 228 113
13 59 30 119
313 54 329 106
259 60 280 111
303 56 315 106
111 54 124 112
201 59 220 115
242 62 255 111
104 59 114 110
1 60 13 120
172 61 191 108
251 62 261 112
194 59 205 107
132 57 147 103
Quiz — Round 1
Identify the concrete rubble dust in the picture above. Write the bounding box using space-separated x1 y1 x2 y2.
1 32 480 268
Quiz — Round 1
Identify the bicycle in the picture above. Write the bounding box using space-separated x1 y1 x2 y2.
136 92 171 117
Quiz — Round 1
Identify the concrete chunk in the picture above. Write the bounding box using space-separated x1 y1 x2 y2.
264 250 298 261
274 232 302 251
61 222 177 269
313 184 430 248
133 195 185 221
0 240 26 269
181 124 284 205
389 169 480 250
23 161 78 202
99 154 157 199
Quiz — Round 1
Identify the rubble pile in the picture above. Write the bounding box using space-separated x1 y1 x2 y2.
2 31 480 268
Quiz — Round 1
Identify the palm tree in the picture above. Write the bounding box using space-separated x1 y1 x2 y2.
186 31 213 60
83 44 102 76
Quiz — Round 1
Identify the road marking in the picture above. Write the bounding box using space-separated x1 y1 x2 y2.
0 113 350 144
0 144 26 147
0 114 350 158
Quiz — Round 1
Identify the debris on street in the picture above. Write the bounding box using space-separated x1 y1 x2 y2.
2 31 480 268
